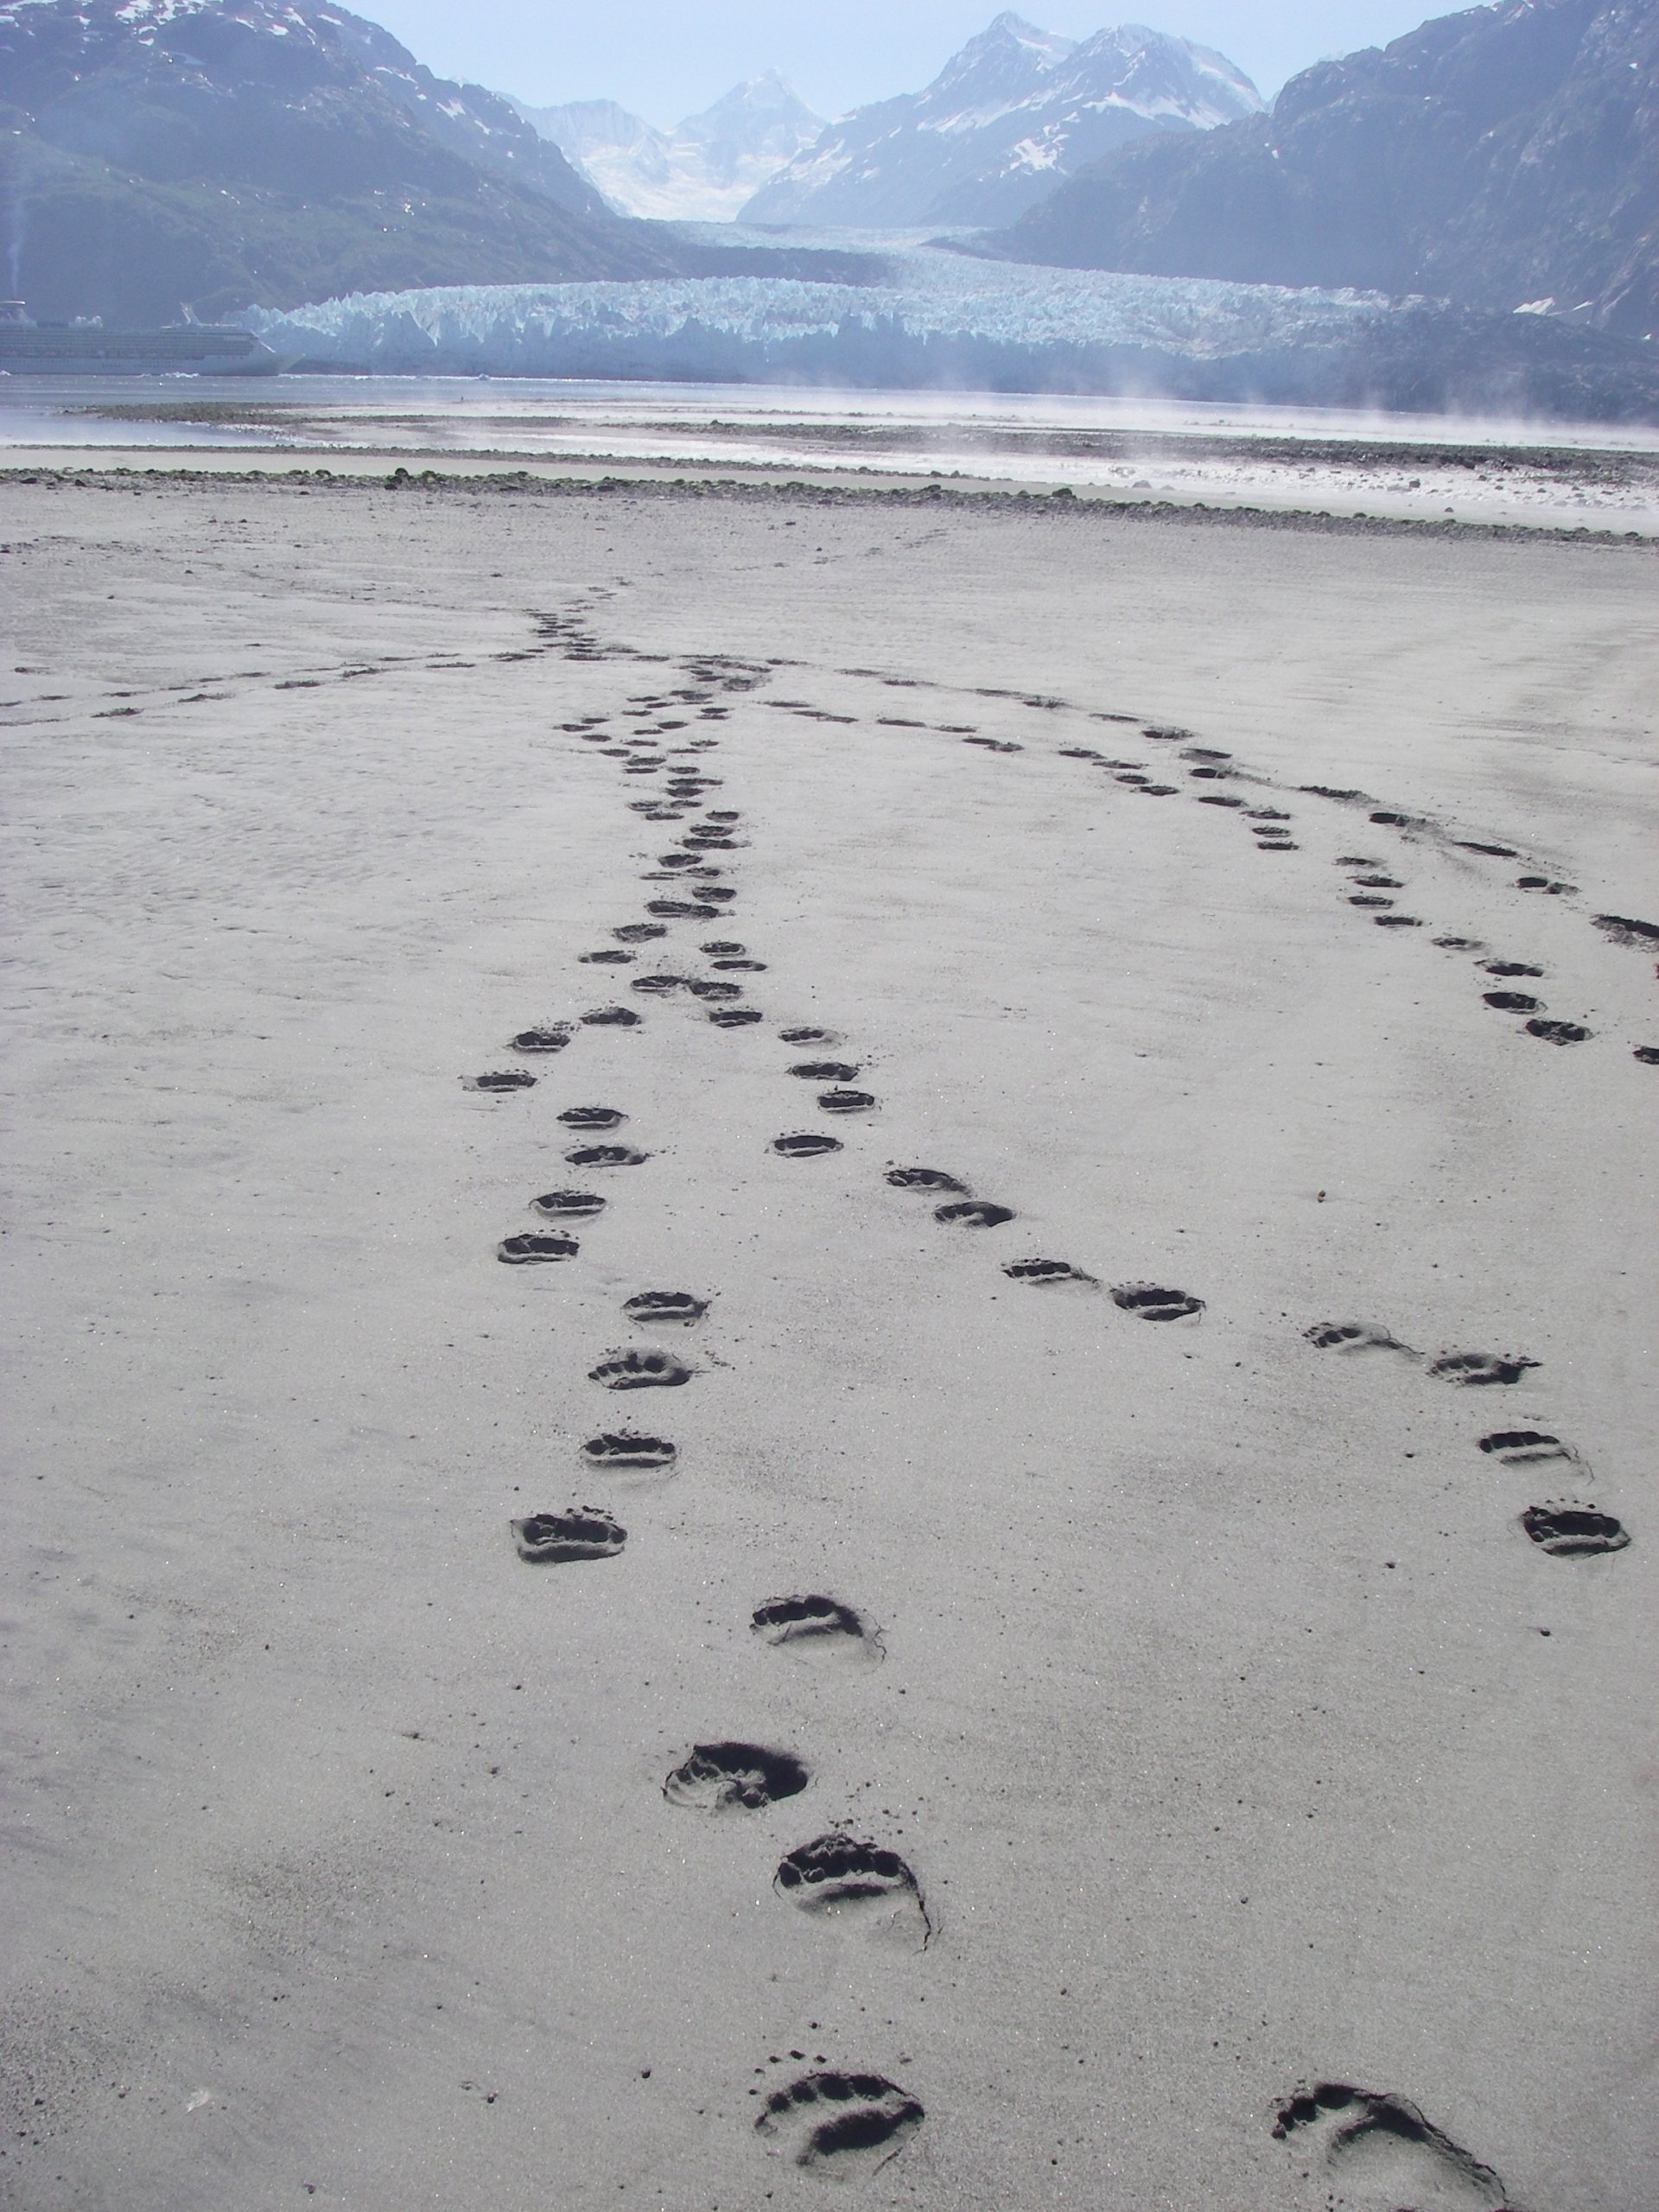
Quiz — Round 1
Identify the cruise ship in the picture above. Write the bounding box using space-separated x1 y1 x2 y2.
0 302 283 375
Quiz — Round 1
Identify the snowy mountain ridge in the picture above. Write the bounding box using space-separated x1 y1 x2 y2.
741 11 1262 229
516 73 825 224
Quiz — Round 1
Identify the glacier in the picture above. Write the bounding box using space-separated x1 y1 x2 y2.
245 241 1395 401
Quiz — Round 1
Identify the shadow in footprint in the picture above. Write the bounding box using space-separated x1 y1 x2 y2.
1113 1283 1203 1321
936 1199 1013 1228
582 1433 677 1471
1484 961 1543 978
1521 1503 1630 1555
511 1510 626 1564
1525 1018 1591 1045
1479 1429 1580 1468
566 1144 648 1167
791 1060 860 1083
773 1132 842 1157
560 1106 625 1130
624 1291 707 1326
582 949 633 966
1484 991 1542 1013
819 1089 877 1114
755 2074 924 2179
498 1233 579 1265
590 1349 691 1389
664 1743 808 1813
1005 1259 1096 1287
752 1594 882 1665
775 1835 930 1947
531 1190 605 1219
1592 912 1659 948
511 1027 572 1054
888 1166 969 1194
780 1027 842 1047
709 1007 765 1027
1428 1352 1538 1386
1273 2083 1509 2210
465 1071 537 1093
613 923 666 944
1306 1322 1417 1356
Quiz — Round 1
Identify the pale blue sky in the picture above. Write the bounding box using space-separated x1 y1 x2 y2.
367 3 1448 126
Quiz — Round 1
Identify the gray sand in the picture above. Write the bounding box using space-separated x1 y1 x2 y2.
2 474 1655 2210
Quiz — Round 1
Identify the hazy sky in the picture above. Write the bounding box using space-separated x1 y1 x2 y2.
366 3 1446 125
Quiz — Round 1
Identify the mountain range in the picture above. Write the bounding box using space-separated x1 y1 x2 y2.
741 12 1262 229
516 74 824 225
994 0 1658 339
0 0 679 321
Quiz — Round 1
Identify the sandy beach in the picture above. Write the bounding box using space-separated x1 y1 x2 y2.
1 470 1655 2211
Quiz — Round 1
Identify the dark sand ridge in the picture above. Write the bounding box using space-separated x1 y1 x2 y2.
0 473 1653 2209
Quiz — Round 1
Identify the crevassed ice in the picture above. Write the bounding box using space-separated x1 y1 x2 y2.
244 242 1391 380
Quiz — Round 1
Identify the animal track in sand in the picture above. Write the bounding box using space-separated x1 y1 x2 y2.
710 1007 765 1027
1479 1429 1581 1469
511 1026 572 1054
1484 961 1543 978
819 1089 877 1115
560 1106 625 1130
664 1743 809 1813
773 1132 843 1157
590 1349 691 1390
1272 2083 1510 2209
780 1027 842 1047
887 1166 968 1193
582 1006 642 1027
465 1071 537 1093
1306 1322 1416 1356
791 1060 860 1083
582 1433 677 1471
1004 1259 1096 1286
752 1594 881 1664
936 1199 1014 1228
624 1291 707 1326
1428 1352 1539 1386
511 1510 626 1564
1592 912 1659 948
498 1233 579 1265
531 1190 606 1219
1520 1502 1630 1555
775 1835 929 1943
1484 991 1544 1013
1113 1283 1204 1321
1525 1018 1591 1044
565 1144 648 1167
755 2073 924 2178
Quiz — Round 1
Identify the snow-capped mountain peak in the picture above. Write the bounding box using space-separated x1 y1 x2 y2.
741 14 1262 229
515 74 824 224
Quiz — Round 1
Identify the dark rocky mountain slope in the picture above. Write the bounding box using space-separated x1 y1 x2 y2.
0 0 677 322
995 0 1658 340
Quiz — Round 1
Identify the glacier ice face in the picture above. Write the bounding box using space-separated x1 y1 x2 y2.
245 241 1390 397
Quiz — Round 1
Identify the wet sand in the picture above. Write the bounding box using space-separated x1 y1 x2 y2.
1 471 1655 2211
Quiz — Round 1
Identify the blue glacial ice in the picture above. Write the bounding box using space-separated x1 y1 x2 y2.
245 239 1396 396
